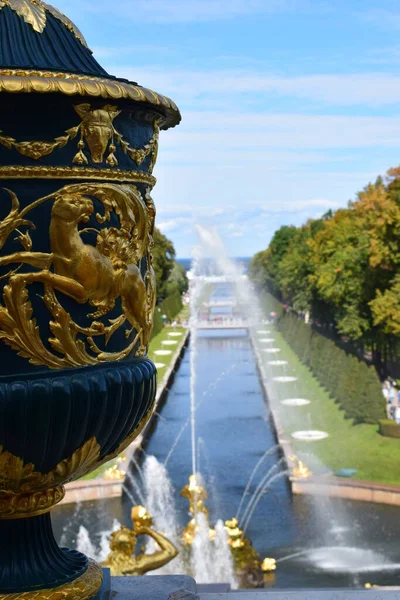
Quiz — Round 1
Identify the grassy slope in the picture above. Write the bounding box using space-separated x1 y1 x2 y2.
148 326 187 382
258 328 400 485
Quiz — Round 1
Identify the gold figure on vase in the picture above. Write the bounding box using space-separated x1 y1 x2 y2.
0 182 156 367
102 506 178 576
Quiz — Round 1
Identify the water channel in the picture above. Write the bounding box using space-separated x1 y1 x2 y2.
53 283 400 589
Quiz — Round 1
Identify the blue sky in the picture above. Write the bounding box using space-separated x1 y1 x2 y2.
55 0 400 257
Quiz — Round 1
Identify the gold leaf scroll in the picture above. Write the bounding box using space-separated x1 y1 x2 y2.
0 0 46 33
0 437 100 492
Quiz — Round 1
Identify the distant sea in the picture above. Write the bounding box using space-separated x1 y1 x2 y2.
177 257 251 274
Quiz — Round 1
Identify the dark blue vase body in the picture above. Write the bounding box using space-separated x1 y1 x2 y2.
0 4 180 598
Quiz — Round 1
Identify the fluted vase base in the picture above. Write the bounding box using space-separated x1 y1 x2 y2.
0 513 102 597
0 560 103 600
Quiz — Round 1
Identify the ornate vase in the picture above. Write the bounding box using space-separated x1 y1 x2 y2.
0 2 180 599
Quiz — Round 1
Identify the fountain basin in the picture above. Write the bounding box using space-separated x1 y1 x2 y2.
281 399 311 406
303 546 400 574
268 361 288 366
291 430 329 441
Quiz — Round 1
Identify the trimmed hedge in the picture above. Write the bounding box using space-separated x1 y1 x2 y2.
379 419 400 438
273 303 385 424
150 291 183 340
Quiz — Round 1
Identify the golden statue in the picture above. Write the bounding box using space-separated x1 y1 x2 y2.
102 506 178 576
181 474 209 519
289 455 311 479
180 475 215 545
225 518 275 588
104 465 126 481
261 558 277 572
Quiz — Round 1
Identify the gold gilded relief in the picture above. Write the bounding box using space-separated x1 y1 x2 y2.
0 107 160 171
0 71 181 128
0 437 100 518
0 166 156 185
0 560 103 600
0 183 156 368
0 486 65 519
73 104 121 165
0 0 46 33
0 125 81 160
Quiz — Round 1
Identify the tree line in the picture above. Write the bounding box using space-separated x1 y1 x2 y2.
250 167 400 375
151 228 188 338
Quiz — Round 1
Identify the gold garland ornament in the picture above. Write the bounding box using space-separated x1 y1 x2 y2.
0 106 160 171
0 560 103 600
0 0 88 47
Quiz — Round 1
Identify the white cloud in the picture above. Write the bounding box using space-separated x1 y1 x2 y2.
157 217 192 234
112 66 400 108
157 111 400 160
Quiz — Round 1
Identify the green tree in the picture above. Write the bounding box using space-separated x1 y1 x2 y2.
249 226 297 295
166 261 189 296
153 228 176 299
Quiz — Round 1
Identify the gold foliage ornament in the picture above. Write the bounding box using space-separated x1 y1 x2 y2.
0 183 156 369
0 125 81 161
0 0 89 47
0 437 100 518
0 105 160 172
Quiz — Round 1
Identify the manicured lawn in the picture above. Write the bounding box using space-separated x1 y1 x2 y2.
255 327 400 486
148 325 187 382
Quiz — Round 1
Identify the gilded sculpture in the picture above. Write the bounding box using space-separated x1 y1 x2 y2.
102 505 178 576
74 104 121 165
0 182 156 368
289 455 311 479
180 474 216 545
0 105 160 171
180 477 274 588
